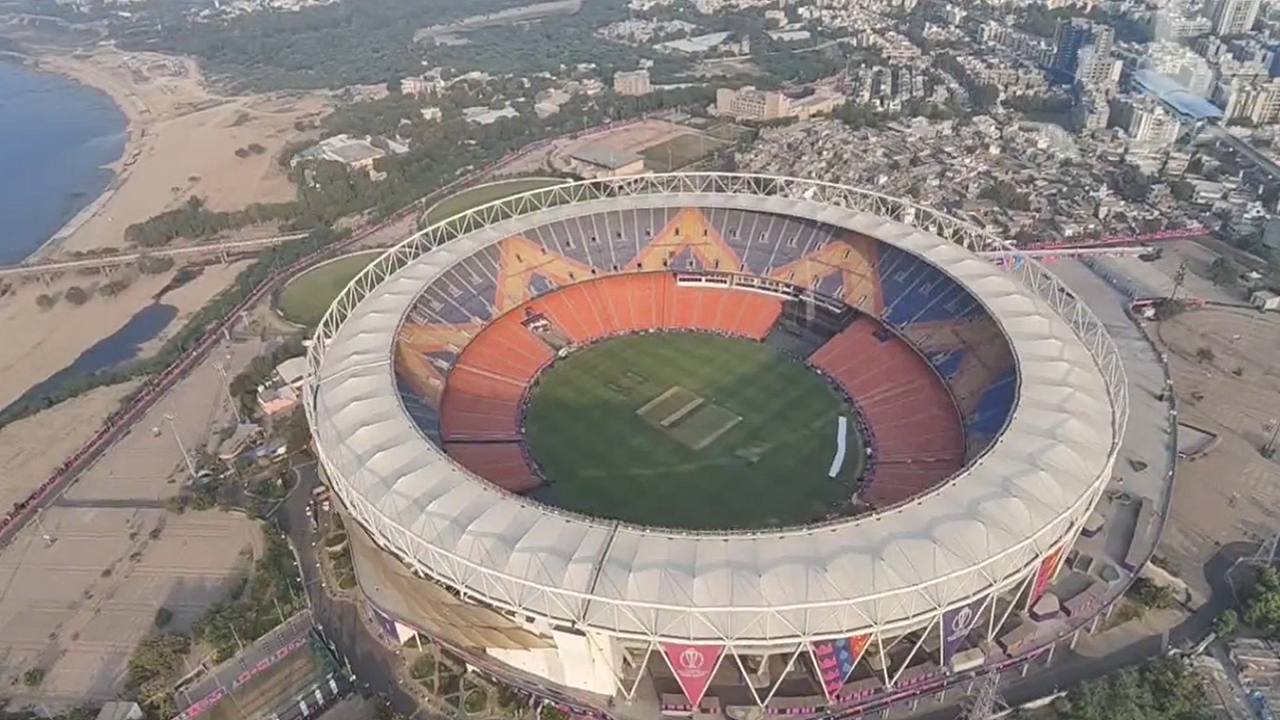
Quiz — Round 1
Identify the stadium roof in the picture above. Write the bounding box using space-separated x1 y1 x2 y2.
308 189 1120 643
1133 69 1223 120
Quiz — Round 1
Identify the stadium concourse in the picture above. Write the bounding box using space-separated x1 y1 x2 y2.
305 176 1128 719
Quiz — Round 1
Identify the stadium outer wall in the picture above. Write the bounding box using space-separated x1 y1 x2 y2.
303 174 1129 710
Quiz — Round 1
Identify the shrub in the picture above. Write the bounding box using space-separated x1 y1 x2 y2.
100 277 132 297
35 293 56 309
65 286 91 305
22 667 45 686
155 607 173 628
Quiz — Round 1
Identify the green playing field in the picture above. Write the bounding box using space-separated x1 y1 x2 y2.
522 333 865 530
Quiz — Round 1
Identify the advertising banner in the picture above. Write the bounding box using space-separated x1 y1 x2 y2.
809 634 871 702
369 603 399 641
659 643 725 707
941 597 986 666
1030 545 1065 605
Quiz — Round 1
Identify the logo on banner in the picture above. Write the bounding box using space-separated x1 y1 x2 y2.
660 643 724 707
942 597 985 665
949 606 975 641
679 648 708 673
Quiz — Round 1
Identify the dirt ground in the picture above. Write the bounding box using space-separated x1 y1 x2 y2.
0 383 140 518
1154 305 1280 594
32 47 330 259
0 333 273 710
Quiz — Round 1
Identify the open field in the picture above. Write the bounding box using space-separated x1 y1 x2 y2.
0 333 271 710
1154 306 1280 593
523 333 862 529
277 251 382 327
423 177 564 226
0 510 262 709
639 133 730 173
0 382 140 521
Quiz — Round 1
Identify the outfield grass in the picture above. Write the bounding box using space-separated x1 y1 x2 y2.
277 251 381 328
424 177 564 226
523 333 864 530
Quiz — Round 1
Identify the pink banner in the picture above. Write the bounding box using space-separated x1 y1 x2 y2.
1030 545 1065 605
660 642 724 707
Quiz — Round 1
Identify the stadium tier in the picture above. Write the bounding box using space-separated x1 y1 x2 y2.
306 176 1127 716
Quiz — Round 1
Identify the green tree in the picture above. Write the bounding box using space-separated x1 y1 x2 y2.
1214 608 1240 637
1209 256 1239 287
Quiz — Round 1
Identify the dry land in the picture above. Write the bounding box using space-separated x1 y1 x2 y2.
31 47 329 259
1153 305 1280 594
0 383 140 518
0 333 272 710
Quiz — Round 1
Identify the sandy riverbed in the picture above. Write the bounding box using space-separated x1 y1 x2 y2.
30 46 331 259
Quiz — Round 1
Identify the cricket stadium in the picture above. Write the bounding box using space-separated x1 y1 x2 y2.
303 174 1128 715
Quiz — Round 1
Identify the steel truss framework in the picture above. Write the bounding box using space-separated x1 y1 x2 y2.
304 175 1129 665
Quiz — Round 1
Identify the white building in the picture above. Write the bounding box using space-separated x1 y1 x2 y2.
716 86 792 120
1214 76 1280 124
1143 41 1215 97
613 69 652 97
1117 97 1181 151
1208 0 1261 36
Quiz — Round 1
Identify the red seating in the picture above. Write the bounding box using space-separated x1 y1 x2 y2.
810 318 966 507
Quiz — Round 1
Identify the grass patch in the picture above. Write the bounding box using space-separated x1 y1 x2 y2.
639 133 728 172
277 251 381 327
425 177 564 225
523 332 863 530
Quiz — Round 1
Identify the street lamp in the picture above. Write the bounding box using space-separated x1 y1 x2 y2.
163 413 199 480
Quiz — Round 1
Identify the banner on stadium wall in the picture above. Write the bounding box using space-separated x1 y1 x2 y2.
1030 545 1066 605
369 603 399 641
941 597 986 666
659 643 725 707
809 634 871 702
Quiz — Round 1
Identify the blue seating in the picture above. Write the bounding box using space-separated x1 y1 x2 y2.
398 387 442 442
966 370 1018 437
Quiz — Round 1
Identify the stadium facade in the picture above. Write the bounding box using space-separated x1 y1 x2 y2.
304 174 1128 714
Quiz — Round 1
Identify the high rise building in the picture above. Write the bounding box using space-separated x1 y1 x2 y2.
1050 18 1095 85
613 70 652 97
1208 0 1261 37
1050 20 1115 88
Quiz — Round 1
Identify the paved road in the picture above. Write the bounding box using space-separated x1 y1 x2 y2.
280 459 439 720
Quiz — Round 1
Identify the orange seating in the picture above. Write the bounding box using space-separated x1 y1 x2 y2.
810 318 965 507
444 442 542 493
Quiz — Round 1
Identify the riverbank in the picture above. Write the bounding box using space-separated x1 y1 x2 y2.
24 45 331 261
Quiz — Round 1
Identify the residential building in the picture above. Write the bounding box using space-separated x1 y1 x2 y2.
613 69 652 97
1144 41 1215 96
1154 8 1212 40
1117 96 1181 149
1208 0 1261 36
716 86 792 120
1050 19 1098 85
1214 76 1280 124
